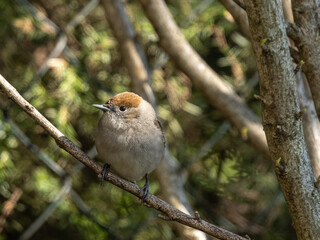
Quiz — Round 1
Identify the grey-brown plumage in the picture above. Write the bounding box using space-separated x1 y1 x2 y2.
93 92 165 200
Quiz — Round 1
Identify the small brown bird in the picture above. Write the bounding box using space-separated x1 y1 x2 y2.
93 92 165 200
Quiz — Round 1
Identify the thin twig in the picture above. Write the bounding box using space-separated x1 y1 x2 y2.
17 0 99 88
158 214 171 221
5 116 66 177
0 74 248 240
140 0 269 158
3 113 118 236
70 190 124 240
19 178 72 240
0 188 23 233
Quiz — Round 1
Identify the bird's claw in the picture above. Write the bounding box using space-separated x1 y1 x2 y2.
100 163 110 185
138 174 149 202
138 184 149 202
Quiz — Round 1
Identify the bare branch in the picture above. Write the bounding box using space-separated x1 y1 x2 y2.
219 0 301 69
296 73 320 178
212 26 244 83
282 0 294 23
5 115 115 238
158 214 171 221
218 0 250 38
283 0 320 181
19 178 72 240
233 0 245 10
0 75 248 240
244 0 320 238
0 188 23 233
219 1 320 184
101 0 156 107
291 0 320 119
140 0 269 157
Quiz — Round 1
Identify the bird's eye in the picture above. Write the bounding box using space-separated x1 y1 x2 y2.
106 100 111 104
119 106 127 111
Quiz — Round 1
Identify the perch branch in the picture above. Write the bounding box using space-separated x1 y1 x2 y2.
0 74 247 240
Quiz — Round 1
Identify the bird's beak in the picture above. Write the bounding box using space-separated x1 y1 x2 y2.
92 104 110 112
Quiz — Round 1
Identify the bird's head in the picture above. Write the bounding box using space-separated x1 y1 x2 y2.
93 92 156 129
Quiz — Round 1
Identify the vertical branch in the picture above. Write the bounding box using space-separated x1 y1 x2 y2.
290 0 320 118
296 73 320 178
282 0 294 22
282 0 320 179
244 0 320 239
101 0 156 107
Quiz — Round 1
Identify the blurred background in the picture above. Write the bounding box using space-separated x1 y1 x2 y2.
0 0 296 239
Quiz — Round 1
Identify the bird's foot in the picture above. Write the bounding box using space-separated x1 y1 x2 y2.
100 163 110 185
138 174 149 202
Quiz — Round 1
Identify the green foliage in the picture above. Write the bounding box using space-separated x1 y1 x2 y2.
0 0 295 239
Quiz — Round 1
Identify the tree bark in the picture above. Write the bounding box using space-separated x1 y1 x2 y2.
220 0 320 181
244 0 320 239
290 0 320 118
282 0 320 179
296 73 320 178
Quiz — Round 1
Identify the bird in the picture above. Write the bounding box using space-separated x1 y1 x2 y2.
93 92 165 201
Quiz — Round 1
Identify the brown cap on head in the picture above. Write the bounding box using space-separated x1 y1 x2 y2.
107 92 142 108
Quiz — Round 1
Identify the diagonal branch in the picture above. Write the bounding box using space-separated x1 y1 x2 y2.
218 0 250 38
140 0 269 157
223 0 320 182
0 74 247 240
224 0 320 119
0 188 23 233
